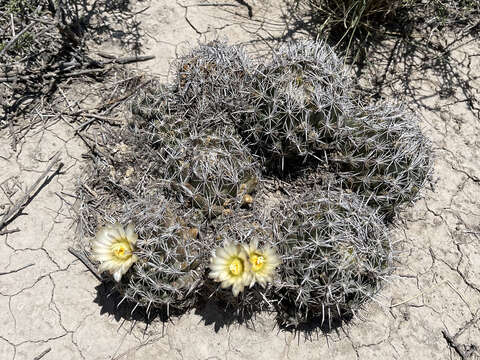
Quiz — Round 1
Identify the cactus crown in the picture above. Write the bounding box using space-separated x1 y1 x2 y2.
114 197 205 315
273 191 393 327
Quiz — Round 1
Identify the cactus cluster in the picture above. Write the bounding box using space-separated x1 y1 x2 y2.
228 40 432 215
76 39 432 329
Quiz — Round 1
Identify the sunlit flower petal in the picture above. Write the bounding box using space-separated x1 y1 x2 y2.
243 241 280 288
209 243 252 296
91 222 138 282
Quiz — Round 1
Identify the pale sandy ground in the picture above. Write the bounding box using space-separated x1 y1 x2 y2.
1 1 480 359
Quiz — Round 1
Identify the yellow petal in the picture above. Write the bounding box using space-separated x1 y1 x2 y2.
92 253 113 262
98 260 118 273
224 243 238 257
210 263 227 272
221 277 236 288
232 282 244 297
91 245 112 254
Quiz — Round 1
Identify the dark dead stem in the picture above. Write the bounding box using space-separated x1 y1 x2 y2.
68 247 103 282
0 153 64 231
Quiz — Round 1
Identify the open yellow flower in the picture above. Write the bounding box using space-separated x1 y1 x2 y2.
91 222 138 282
243 240 281 288
209 243 252 296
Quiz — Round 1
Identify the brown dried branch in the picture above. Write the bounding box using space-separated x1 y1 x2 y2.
68 247 103 282
0 152 64 231
97 53 156 64
0 227 20 236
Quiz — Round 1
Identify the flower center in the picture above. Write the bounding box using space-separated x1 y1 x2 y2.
250 253 265 272
111 241 131 260
229 258 243 276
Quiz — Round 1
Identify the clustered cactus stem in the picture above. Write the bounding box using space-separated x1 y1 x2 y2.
76 39 432 329
272 191 394 327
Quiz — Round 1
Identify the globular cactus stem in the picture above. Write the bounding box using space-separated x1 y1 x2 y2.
271 190 395 328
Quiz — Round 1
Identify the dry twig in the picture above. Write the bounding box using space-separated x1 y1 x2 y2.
0 153 63 231
0 227 20 236
32 347 51 360
68 247 103 282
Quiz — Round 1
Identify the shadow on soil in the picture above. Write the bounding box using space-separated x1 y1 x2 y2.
93 281 260 332
354 31 480 119
93 281 354 338
64 0 145 52
93 282 172 324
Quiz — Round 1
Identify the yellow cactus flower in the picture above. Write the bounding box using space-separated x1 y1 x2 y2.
243 241 281 288
209 243 252 296
91 222 138 282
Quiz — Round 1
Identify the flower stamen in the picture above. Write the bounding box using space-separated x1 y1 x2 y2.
243 241 281 288
251 253 265 272
111 241 131 260
229 258 243 276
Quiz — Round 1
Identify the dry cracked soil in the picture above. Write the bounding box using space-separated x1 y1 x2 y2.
1 1 480 359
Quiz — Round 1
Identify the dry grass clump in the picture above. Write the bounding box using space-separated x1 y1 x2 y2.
289 0 405 59
76 40 433 329
415 0 480 29
288 0 479 61
1 0 150 140
1 0 65 126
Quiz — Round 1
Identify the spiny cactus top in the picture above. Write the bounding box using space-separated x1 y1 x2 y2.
272 191 393 326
